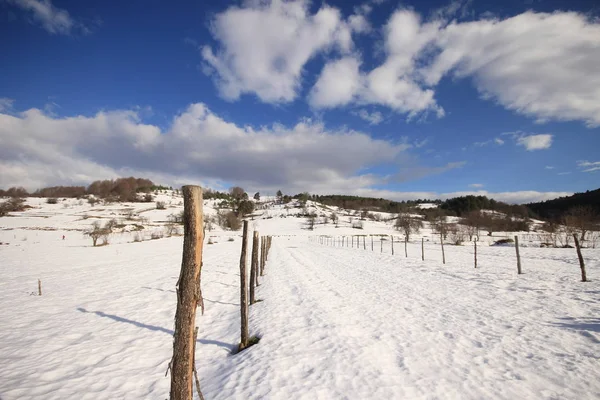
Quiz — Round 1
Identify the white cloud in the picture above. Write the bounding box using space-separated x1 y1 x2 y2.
558 172 571 176
545 166 554 170
353 109 384 125
516 134 553 151
419 11 600 127
200 3 600 126
577 160 600 173
0 104 418 194
308 57 362 108
7 0 88 35
473 137 504 147
469 183 483 188
414 138 429 148
202 0 365 103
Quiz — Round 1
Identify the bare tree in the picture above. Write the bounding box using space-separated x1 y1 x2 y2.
395 213 423 241
85 221 111 246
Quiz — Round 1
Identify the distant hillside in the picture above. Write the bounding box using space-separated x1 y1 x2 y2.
527 188 600 220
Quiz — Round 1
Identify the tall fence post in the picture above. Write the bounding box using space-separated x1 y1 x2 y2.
440 232 445 265
474 239 477 269
239 221 249 350
363 236 366 250
250 231 259 304
421 238 424 261
371 236 374 251
573 234 587 282
405 236 408 258
380 237 383 253
170 185 204 400
38 279 42 296
391 236 394 255
514 235 522 274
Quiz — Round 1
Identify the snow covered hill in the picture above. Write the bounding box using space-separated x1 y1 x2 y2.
1 193 599 399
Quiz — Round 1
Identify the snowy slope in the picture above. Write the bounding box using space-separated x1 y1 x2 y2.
1 196 599 399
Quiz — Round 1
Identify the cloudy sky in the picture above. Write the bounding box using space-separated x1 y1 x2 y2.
1 0 599 203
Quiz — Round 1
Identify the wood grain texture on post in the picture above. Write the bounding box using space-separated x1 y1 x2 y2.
239 221 249 350
573 234 587 282
250 231 259 304
170 185 204 400
515 236 522 274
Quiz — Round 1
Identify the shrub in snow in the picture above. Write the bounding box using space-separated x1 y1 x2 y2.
46 198 58 204
156 201 166 210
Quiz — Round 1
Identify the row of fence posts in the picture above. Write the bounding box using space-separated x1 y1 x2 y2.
239 221 272 351
170 185 275 400
311 233 588 282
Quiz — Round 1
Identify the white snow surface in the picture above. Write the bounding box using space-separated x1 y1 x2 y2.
1 195 600 399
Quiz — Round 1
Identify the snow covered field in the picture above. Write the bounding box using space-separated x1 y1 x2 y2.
1 196 599 399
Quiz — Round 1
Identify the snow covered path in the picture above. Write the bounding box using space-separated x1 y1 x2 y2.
246 238 600 399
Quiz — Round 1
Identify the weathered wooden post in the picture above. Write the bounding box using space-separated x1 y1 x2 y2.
421 237 424 261
391 236 394 255
514 235 522 274
363 236 366 250
405 236 408 258
170 185 204 400
371 236 373 251
38 279 42 296
380 237 383 253
573 234 587 282
440 232 446 264
474 239 477 269
250 231 259 304
239 221 249 350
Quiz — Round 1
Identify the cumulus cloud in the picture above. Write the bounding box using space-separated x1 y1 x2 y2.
201 2 600 126
353 109 384 125
469 183 483 188
516 134 553 151
422 11 600 127
0 104 418 194
202 0 366 103
6 0 89 35
308 57 362 108
577 160 600 173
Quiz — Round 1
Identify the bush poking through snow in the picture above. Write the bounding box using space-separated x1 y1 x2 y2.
156 201 166 210
0 198 27 216
85 221 112 247
46 198 58 204
150 231 163 240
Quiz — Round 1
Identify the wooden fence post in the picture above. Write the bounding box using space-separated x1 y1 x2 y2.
514 235 522 274
421 238 424 261
38 279 42 296
474 239 477 269
239 221 249 351
405 236 408 258
573 234 587 282
170 185 204 400
380 237 383 253
440 232 445 264
371 236 374 251
391 236 394 255
250 231 259 304
363 236 366 250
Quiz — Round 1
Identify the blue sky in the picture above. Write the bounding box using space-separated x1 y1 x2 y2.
1 0 599 203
